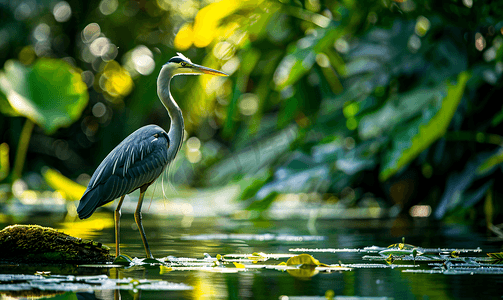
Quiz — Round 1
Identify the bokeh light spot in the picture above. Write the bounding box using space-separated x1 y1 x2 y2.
315 53 330 68
82 23 101 43
408 34 421 53
346 117 358 130
53 1 72 22
174 23 194 51
186 137 202 164
89 37 110 57
343 102 359 117
186 137 201 151
14 2 33 21
92 102 107 118
99 0 118 15
239 93 259 116
475 33 486 51
409 205 431 217
415 16 430 37
33 23 50 42
422 164 433 178
462 0 473 8
19 46 36 65
98 61 134 100
334 39 349 53
132 45 155 75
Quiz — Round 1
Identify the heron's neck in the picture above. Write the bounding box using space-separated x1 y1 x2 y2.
157 69 184 160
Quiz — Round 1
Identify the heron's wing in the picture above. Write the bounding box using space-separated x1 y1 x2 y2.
78 128 169 219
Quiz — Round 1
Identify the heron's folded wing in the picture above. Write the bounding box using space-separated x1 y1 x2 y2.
78 132 168 218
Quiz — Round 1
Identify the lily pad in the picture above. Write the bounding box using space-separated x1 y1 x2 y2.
0 59 88 134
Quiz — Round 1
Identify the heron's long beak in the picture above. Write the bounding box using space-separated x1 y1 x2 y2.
192 64 228 76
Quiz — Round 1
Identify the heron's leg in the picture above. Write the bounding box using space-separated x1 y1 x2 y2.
135 186 153 258
115 195 125 257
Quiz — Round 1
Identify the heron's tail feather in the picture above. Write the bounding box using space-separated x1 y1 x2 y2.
77 188 100 219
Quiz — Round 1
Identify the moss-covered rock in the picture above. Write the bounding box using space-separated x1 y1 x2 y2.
0 224 112 264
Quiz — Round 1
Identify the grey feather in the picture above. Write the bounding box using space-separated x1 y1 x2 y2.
77 125 169 219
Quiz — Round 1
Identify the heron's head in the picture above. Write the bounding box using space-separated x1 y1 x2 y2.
162 53 228 77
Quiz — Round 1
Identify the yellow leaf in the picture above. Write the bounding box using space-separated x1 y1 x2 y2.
42 167 86 201
174 23 194 51
286 254 328 267
233 262 246 268
159 265 173 274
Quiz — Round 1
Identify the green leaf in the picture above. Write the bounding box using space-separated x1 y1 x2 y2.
380 72 470 181
476 150 503 175
273 27 337 90
359 86 445 140
0 59 88 134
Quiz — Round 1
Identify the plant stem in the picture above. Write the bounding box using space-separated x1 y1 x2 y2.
12 119 35 182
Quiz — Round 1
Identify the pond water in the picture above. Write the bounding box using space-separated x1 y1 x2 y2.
1 213 502 300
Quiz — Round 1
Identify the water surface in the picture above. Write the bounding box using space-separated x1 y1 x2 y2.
1 214 502 299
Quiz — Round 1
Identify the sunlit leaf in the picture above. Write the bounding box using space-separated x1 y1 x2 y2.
174 23 194 51
42 168 86 201
380 71 470 181
58 211 114 240
0 143 9 181
286 254 328 267
476 149 503 175
0 59 88 134
273 27 338 90
159 265 173 274
487 252 503 264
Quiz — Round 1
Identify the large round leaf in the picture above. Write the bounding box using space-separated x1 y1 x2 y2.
0 59 88 134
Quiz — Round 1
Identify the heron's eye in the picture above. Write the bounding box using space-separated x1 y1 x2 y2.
180 62 186 67
153 133 159 138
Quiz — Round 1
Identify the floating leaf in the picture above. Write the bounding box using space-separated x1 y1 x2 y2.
379 249 416 257
487 252 503 264
286 254 328 267
0 59 88 134
159 265 173 274
387 237 416 250
233 262 246 268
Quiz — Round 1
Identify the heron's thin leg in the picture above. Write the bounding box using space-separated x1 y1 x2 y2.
135 186 153 258
115 195 125 257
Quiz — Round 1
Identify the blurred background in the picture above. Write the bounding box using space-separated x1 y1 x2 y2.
0 0 502 233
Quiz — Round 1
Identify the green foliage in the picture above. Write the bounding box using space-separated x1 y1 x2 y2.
0 59 88 134
380 72 471 181
2 0 503 223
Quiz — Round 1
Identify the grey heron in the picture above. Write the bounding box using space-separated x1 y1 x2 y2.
77 53 228 258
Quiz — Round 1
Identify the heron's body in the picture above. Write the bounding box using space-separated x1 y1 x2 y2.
77 53 227 258
77 125 169 218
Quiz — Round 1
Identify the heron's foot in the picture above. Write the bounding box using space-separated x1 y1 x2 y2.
113 254 133 266
142 257 163 264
